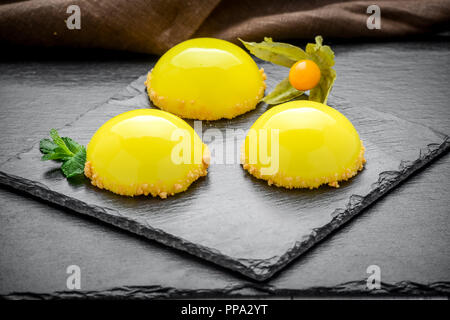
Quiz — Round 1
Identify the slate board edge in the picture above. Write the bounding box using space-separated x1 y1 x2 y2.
0 137 448 282
2 280 449 300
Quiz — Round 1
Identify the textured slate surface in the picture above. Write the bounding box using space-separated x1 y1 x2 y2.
1 41 449 297
0 57 448 282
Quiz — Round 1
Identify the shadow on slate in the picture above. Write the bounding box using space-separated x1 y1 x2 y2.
0 60 448 281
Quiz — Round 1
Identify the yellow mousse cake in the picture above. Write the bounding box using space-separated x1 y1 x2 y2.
145 38 266 120
241 101 366 189
84 109 210 198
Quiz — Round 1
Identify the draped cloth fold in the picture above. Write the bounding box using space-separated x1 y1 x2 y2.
1 0 449 55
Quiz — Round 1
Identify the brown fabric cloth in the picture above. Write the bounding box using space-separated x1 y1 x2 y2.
1 0 449 55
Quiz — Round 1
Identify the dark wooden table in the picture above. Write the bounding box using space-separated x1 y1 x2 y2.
0 39 449 298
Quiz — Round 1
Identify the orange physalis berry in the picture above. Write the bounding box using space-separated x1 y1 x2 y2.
288 59 321 91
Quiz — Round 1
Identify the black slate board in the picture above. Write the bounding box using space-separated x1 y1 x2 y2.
0 60 448 281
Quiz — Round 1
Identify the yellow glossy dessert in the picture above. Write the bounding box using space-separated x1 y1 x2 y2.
146 38 266 120
241 101 365 189
84 109 210 198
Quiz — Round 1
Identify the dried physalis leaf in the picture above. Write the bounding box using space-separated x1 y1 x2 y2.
241 36 336 105
263 77 304 105
239 37 307 68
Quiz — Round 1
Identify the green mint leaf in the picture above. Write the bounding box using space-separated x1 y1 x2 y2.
61 147 86 178
240 38 307 68
40 129 87 179
41 151 72 162
61 137 83 154
50 128 74 156
39 138 58 154
263 77 305 105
